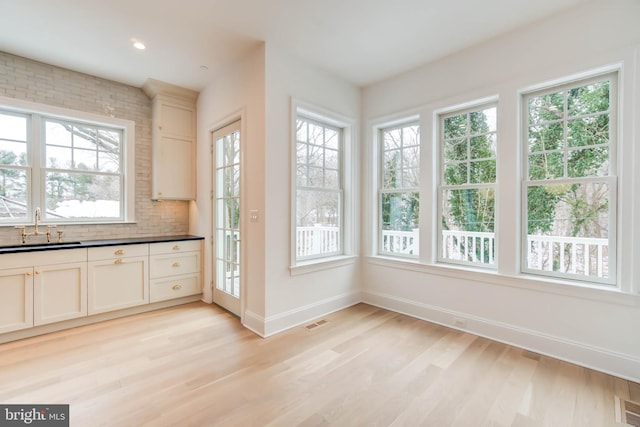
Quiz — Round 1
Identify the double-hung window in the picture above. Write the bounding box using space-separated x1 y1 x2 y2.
0 110 29 220
0 101 133 224
295 114 343 261
523 73 617 284
379 122 420 257
438 103 497 267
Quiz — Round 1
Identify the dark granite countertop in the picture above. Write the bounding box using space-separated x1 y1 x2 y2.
0 235 204 255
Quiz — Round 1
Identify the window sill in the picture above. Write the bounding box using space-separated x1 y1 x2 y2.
290 255 357 276
366 255 640 307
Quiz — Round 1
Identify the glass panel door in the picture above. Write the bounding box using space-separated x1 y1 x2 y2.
212 121 241 316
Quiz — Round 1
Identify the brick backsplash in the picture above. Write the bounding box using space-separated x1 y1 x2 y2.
0 52 190 244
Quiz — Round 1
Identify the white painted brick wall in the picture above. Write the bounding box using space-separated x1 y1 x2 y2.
0 52 190 244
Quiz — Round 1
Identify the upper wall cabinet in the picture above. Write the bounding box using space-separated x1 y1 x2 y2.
143 79 198 201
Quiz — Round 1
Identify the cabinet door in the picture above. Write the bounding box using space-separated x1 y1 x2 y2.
158 100 195 138
0 267 33 333
34 262 87 326
153 97 196 200
154 135 196 199
88 256 148 315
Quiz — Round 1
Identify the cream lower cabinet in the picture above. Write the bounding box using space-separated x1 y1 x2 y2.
88 244 149 315
0 267 34 334
149 240 201 302
0 238 201 339
1 248 87 331
33 249 87 326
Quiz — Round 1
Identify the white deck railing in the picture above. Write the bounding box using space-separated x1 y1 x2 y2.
442 230 495 264
381 229 419 255
526 234 608 278
296 225 340 258
215 230 241 297
442 230 608 278
295 226 608 278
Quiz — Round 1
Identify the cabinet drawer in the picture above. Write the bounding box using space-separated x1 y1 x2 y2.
0 248 86 270
149 240 201 255
150 252 200 278
88 244 148 261
150 274 200 302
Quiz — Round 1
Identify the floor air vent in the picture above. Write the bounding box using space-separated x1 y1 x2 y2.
615 397 640 426
305 319 328 330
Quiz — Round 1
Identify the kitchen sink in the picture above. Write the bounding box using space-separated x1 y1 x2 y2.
0 241 83 251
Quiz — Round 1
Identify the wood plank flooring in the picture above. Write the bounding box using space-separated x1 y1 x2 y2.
0 302 637 426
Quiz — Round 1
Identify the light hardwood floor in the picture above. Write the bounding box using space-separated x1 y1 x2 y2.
0 302 637 426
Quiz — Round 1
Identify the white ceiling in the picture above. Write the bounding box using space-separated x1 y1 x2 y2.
0 0 589 91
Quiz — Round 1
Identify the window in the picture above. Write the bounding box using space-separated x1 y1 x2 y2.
0 100 134 224
0 111 29 220
379 122 420 257
438 103 497 267
295 114 343 261
522 73 616 284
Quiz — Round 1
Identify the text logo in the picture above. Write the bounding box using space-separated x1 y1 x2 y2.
0 405 69 427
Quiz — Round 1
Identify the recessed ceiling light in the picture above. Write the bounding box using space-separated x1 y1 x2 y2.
133 41 146 50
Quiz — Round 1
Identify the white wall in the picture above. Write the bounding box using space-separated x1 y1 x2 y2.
361 0 640 381
256 45 362 336
192 43 362 336
191 44 266 321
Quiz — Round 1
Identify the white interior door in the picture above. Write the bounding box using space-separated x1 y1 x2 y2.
212 121 241 316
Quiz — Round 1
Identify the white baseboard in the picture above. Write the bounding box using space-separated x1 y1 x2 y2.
362 290 640 383
242 310 266 337
244 291 362 338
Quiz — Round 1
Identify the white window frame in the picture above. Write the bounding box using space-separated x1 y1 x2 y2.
378 121 420 259
0 96 135 225
520 72 618 286
290 99 356 272
437 100 498 269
